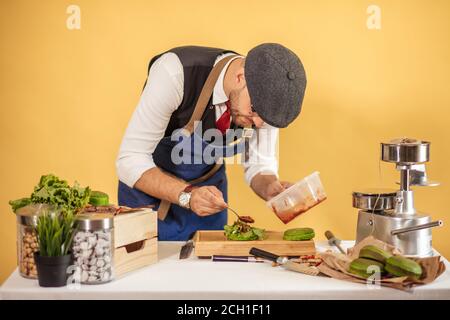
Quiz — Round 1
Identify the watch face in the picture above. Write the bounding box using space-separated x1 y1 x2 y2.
179 192 191 208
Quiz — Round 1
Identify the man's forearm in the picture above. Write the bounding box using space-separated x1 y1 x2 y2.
134 167 189 205
250 173 279 201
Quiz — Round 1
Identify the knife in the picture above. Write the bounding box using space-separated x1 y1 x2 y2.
212 255 264 263
324 230 346 254
249 247 320 276
179 231 196 259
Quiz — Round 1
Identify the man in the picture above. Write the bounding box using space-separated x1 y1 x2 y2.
116 43 307 240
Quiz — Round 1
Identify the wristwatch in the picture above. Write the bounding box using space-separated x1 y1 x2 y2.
178 185 195 209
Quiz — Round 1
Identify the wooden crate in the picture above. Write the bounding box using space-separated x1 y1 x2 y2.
114 209 157 248
114 237 158 277
194 230 316 257
113 209 158 277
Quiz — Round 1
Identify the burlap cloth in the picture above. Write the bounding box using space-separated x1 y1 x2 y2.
317 236 446 291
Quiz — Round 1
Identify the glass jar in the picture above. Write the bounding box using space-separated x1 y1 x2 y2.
16 204 50 279
73 213 114 284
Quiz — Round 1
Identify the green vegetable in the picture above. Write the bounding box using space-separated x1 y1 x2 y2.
385 256 422 280
224 220 266 241
9 174 90 257
348 258 385 278
36 208 76 257
89 191 109 206
9 174 91 215
283 228 315 241
31 174 91 214
9 198 32 213
359 245 392 264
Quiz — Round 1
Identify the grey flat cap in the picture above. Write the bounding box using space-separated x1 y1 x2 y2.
245 43 307 128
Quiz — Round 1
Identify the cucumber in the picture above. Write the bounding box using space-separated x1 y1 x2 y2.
283 228 315 241
89 191 109 206
348 258 385 278
359 245 392 264
385 256 422 280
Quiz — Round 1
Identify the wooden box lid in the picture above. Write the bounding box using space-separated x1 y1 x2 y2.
114 209 157 248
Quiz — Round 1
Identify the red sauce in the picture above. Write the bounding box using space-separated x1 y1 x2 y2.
272 197 327 224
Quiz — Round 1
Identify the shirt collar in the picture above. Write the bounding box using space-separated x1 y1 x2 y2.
213 55 244 105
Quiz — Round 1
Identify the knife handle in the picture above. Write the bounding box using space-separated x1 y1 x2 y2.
325 230 335 241
249 247 279 262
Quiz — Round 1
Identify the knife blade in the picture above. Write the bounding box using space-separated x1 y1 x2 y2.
249 247 320 276
179 231 196 259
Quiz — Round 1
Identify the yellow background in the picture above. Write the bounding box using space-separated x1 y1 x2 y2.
1 0 449 284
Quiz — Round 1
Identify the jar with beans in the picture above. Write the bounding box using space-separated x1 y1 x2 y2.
16 204 50 279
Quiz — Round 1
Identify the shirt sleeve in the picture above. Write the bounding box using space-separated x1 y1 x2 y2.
242 123 280 185
116 52 184 188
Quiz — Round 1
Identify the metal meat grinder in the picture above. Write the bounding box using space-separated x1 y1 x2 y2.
353 138 443 257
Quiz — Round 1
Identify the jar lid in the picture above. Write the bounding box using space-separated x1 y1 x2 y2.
16 204 54 226
76 213 114 231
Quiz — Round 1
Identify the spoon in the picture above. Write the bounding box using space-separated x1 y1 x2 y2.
227 206 254 224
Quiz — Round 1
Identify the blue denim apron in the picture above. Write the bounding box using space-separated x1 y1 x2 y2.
118 127 244 240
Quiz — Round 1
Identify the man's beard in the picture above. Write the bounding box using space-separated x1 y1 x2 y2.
228 89 252 127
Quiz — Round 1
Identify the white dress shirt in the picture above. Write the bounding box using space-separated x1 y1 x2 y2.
116 52 279 188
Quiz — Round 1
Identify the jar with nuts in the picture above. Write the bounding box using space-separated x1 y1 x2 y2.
73 213 115 284
16 204 50 279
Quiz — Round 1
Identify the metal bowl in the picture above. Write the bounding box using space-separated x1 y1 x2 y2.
381 138 430 164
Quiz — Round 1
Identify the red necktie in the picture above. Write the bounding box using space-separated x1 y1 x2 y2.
215 100 231 135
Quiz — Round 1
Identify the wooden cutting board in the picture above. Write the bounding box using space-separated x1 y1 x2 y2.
193 230 316 257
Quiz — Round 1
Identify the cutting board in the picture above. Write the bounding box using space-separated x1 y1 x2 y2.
193 230 316 257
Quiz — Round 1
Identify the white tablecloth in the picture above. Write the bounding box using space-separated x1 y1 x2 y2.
1 241 450 300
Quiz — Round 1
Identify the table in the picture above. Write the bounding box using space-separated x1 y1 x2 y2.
2 241 450 299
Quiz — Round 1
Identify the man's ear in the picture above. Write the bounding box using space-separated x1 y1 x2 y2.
236 65 246 88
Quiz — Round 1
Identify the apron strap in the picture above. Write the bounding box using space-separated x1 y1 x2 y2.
183 55 238 134
157 54 239 220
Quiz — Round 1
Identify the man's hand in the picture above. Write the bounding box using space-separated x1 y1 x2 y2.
135 168 228 217
265 180 293 200
250 173 293 201
190 186 228 216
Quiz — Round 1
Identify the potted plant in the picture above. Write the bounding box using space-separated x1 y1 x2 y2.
34 208 76 287
9 174 91 286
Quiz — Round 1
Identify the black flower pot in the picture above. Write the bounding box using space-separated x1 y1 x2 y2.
34 252 73 287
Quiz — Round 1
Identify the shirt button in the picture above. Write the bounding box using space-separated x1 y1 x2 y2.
287 71 296 80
